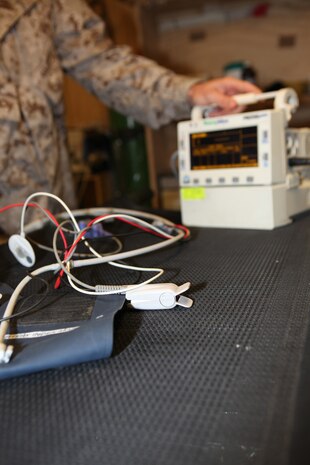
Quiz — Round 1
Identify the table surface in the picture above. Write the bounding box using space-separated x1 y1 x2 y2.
0 213 310 465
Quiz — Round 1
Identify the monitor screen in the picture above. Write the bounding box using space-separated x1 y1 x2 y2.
190 126 258 170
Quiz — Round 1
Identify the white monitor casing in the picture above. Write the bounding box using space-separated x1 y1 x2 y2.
178 106 310 230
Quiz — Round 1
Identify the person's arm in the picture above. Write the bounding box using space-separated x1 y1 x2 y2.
53 0 260 128
52 0 198 128
187 77 261 115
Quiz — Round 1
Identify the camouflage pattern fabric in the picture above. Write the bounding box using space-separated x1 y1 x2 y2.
0 0 197 234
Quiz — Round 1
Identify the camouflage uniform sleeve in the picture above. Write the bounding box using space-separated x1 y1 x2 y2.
52 0 199 128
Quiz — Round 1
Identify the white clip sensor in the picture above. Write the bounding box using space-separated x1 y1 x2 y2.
8 234 36 267
126 282 193 310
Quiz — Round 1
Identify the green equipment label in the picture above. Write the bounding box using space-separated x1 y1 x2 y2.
181 187 205 201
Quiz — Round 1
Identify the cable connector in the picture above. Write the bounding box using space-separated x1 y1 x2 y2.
125 282 193 310
152 220 178 236
95 285 126 293
0 342 14 364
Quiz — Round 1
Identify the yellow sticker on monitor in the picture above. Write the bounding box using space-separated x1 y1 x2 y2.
181 187 205 201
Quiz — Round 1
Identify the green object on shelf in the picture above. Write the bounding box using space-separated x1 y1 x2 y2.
109 110 151 206
224 60 257 84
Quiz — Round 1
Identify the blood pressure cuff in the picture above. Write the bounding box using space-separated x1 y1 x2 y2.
0 284 125 380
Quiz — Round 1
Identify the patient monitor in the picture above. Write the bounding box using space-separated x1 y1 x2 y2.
178 88 310 229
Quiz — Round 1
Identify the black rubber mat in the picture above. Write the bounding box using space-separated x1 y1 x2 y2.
1 214 310 464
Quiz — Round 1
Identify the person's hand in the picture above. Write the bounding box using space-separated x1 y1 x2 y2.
188 77 261 116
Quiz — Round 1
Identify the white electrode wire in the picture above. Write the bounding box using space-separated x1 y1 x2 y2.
20 192 107 260
52 221 166 295
52 221 96 291
20 192 80 238
28 201 60 227
108 261 159 272
67 265 164 296
68 207 178 227
0 264 59 346
69 213 184 269
52 213 178 277
72 232 183 269
107 261 165 291
91 213 173 237
24 206 178 235
52 223 165 295
52 217 174 292
30 234 123 258
25 203 78 256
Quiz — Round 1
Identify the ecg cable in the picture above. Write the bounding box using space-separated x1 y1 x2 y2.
0 192 192 363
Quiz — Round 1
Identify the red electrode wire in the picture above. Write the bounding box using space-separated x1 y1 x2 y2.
0 202 68 248
0 202 68 289
1 205 190 289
